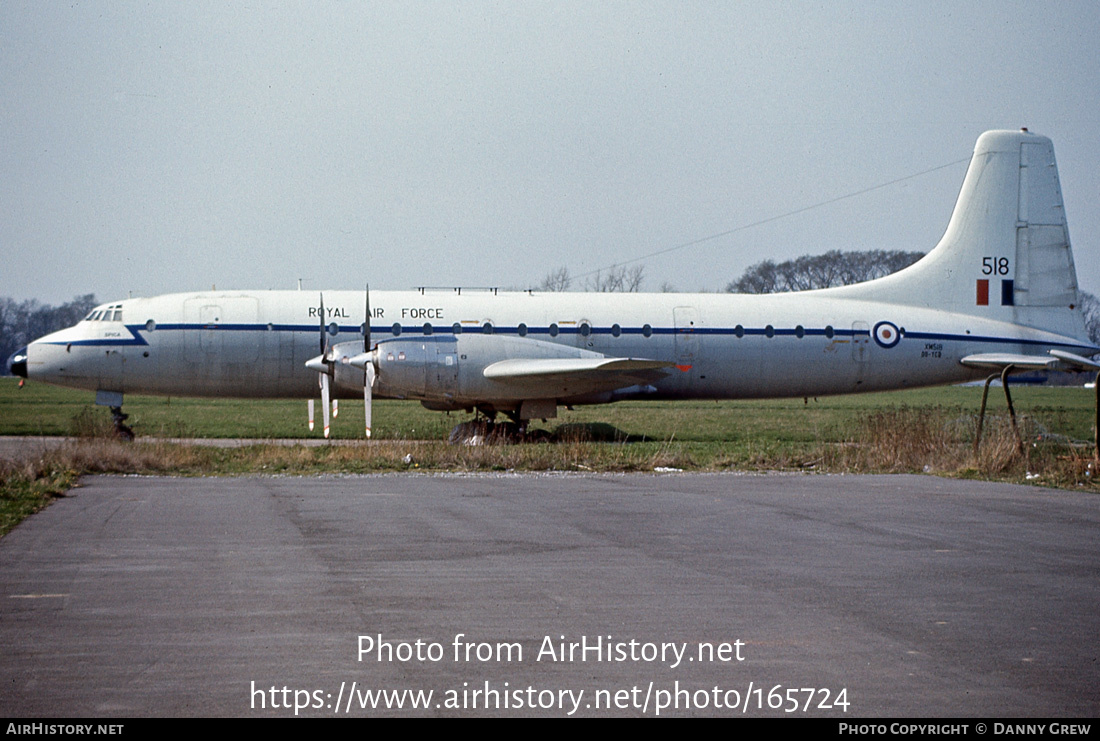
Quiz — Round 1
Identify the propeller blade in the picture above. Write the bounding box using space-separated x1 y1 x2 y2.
319 293 326 354
363 285 374 439
314 292 334 437
364 363 375 438
308 399 315 431
321 372 331 439
332 399 339 418
364 285 371 353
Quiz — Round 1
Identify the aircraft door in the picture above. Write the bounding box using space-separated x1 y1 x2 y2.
673 306 699 392
674 307 699 366
200 305 222 355
277 326 297 383
851 321 871 363
184 300 220 358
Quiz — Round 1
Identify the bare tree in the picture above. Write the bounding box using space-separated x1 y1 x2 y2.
539 266 572 292
2 294 97 373
624 264 645 292
586 264 645 293
1080 291 1100 352
729 259 780 294
727 250 924 293
585 270 613 292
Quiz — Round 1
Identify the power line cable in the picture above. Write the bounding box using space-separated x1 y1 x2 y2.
570 155 972 284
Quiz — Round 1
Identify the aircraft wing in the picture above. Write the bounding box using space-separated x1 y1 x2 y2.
482 357 674 396
960 350 1100 372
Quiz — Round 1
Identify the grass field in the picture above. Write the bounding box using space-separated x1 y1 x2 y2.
1 377 1097 536
3 376 1097 444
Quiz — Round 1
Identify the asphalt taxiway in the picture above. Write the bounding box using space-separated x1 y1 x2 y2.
1 472 1097 717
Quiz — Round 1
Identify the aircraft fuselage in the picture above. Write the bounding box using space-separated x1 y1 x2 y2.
21 288 1090 406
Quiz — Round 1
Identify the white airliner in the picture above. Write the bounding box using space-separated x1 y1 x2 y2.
9 130 1099 438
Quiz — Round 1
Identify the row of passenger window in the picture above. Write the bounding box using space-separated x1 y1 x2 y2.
733 325 836 339
372 323 837 338
386 321 640 338
143 320 839 338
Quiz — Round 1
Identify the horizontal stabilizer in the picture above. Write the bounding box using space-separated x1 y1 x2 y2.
960 353 1058 370
960 349 1100 372
1047 349 1100 371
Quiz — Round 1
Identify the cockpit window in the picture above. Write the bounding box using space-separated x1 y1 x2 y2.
86 305 123 322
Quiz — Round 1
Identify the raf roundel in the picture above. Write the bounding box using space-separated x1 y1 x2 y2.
873 321 901 349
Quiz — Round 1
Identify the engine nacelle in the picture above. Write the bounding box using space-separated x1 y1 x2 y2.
372 336 459 401
332 334 615 412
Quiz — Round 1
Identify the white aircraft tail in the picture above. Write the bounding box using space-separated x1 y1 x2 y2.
839 129 1090 343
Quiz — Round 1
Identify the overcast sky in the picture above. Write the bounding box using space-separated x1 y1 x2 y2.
3 1 1098 306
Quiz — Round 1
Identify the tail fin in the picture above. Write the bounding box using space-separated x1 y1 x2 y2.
843 129 1089 342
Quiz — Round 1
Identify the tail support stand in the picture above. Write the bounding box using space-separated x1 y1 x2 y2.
973 373 999 456
1094 370 1099 465
973 364 1023 457
1000 365 1024 457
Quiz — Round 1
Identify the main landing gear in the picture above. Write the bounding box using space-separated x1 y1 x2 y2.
447 408 544 445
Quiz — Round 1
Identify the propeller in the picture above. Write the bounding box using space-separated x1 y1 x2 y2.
363 287 375 437
305 289 378 439
347 286 378 438
304 293 334 438
320 294 333 438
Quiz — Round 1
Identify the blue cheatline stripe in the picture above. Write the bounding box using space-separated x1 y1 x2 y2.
901 330 1092 350
377 335 455 345
42 322 1098 356
42 325 149 347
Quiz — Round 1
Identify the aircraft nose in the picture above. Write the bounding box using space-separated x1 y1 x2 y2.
7 347 28 378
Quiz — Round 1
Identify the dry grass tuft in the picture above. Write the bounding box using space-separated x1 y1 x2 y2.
823 407 1098 488
69 406 118 438
825 407 965 473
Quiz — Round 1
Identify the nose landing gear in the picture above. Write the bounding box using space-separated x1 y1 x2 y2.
109 406 135 442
